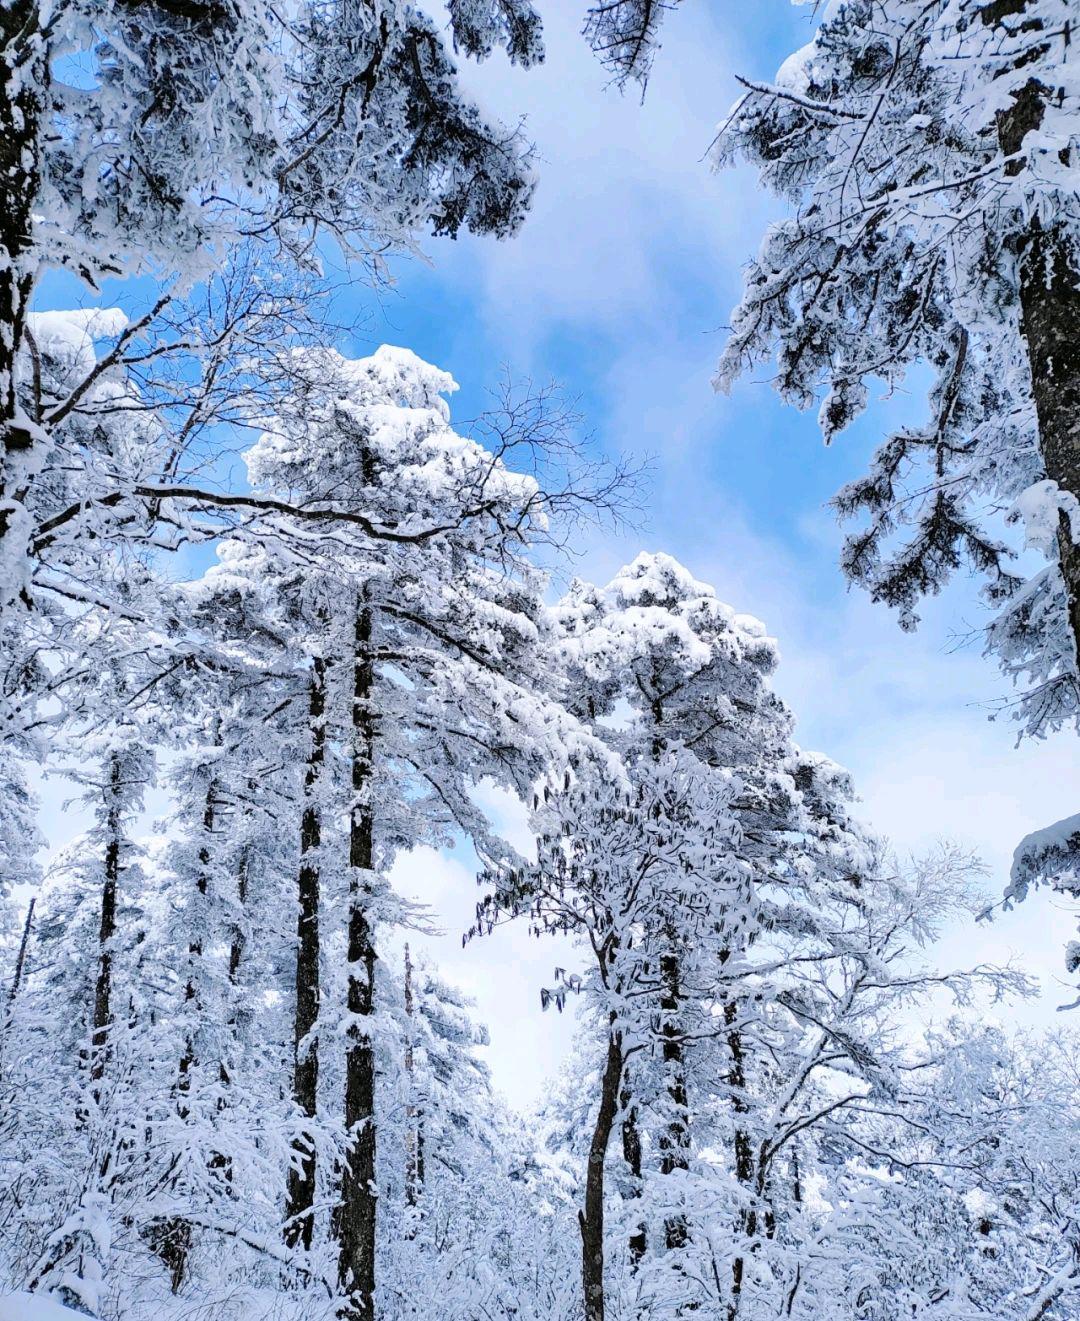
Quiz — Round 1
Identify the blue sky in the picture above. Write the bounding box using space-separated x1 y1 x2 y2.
34 0 1079 1109
369 0 1079 1105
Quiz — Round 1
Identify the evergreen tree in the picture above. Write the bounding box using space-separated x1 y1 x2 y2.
716 0 1080 744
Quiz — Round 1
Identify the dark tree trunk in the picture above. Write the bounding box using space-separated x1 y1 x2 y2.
228 847 249 987
726 1000 755 1321
1017 227 1080 673
658 947 690 1251
178 780 216 1086
580 1024 623 1321
286 657 326 1251
8 895 35 1003
159 776 218 1294
0 0 45 603
403 943 422 1222
90 758 124 1084
997 76 1080 676
0 896 36 1092
337 605 378 1321
621 1081 646 1264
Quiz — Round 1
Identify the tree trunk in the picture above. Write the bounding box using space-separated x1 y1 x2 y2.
997 77 1080 676
658 947 690 1251
580 1024 623 1321
621 1082 646 1264
338 605 378 1321
8 895 35 1003
1017 226 1080 673
90 757 124 1084
726 1000 755 1321
178 779 216 1087
159 775 217 1294
403 943 422 1224
286 657 326 1251
0 0 45 612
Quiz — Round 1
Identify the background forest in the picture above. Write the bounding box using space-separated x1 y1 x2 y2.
1 1 1079 1319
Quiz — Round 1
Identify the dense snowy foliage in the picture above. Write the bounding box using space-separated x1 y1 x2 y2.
718 1 1080 742
715 0 1080 1001
2 330 1079 1317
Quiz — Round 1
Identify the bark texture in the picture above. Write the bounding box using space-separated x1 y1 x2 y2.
0 0 45 599
337 605 378 1321
621 1082 646 1264
1018 226 1080 674
403 943 423 1219
8 895 35 1004
90 758 124 1083
658 947 690 1251
727 999 755 1321
580 1024 623 1321
159 776 218 1293
997 76 1080 678
286 657 326 1251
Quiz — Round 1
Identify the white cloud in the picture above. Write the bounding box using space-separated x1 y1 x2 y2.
388 844 583 1112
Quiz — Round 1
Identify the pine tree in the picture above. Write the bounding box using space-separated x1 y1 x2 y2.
715 0 1080 743
242 342 599 1317
0 0 543 610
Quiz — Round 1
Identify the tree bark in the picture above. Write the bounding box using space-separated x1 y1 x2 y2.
286 657 326 1251
228 847 249 987
997 77 1080 677
160 775 217 1294
1017 226 1080 674
337 605 378 1321
621 1082 646 1264
90 757 124 1084
726 999 755 1321
0 0 45 610
658 947 690 1251
580 1024 623 1321
8 895 35 1003
403 943 423 1223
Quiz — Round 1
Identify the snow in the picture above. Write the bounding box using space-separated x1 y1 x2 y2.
775 40 817 93
1009 479 1080 554
0 1293 88 1321
26 309 128 383
1008 811 1080 905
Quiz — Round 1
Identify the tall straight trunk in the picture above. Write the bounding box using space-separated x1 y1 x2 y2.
178 780 216 1085
580 1023 623 1321
658 945 690 1251
0 896 35 1091
996 76 1080 674
90 757 124 1084
648 701 692 1253
621 1082 646 1263
228 847 249 986
286 657 326 1251
403 943 422 1221
214 837 251 1189
8 895 35 1003
1018 226 1080 670
726 999 755 1321
0 0 45 610
338 605 378 1321
159 776 217 1294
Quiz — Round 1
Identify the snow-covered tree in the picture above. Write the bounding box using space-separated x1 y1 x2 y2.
0 0 544 610
715 0 1080 743
714 0 1080 1005
476 553 880 1318
239 341 605 1319
582 0 685 87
